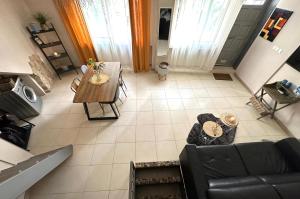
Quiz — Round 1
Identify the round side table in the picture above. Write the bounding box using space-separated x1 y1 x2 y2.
199 121 223 145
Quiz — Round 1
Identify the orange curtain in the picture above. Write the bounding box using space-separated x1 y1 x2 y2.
53 0 97 64
129 0 151 72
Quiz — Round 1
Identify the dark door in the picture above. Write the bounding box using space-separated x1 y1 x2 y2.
216 0 273 67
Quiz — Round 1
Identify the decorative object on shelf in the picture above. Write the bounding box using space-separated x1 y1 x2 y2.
53 52 61 57
33 12 49 30
33 37 44 45
26 23 78 79
281 79 290 88
28 23 42 33
295 87 300 96
260 8 293 42
276 80 300 97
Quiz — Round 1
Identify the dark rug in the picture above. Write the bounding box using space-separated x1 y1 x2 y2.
213 73 233 81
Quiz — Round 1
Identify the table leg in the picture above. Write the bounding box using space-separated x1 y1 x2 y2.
83 102 119 120
83 102 91 120
271 101 278 119
110 104 119 118
260 89 264 102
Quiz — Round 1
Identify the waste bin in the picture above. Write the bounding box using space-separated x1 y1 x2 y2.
157 62 169 80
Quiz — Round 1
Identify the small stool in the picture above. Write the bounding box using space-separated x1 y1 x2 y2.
157 62 169 80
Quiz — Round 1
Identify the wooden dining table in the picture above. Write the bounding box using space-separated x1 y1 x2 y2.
73 62 121 120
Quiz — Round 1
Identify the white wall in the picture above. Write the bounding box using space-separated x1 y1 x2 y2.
25 0 80 66
160 0 175 7
0 0 80 75
236 0 300 137
0 0 35 75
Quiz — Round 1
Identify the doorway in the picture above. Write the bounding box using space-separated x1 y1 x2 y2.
216 0 279 68
157 7 172 57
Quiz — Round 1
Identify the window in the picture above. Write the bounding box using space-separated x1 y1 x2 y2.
78 0 132 64
170 0 229 48
243 0 266 5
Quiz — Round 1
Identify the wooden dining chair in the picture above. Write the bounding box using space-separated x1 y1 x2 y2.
112 86 121 116
70 77 81 93
71 77 105 114
102 86 122 116
119 65 127 97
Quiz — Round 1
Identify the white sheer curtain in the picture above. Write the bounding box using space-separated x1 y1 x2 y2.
169 0 243 71
79 0 132 66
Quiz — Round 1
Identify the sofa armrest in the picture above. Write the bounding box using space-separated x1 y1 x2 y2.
179 144 208 199
276 138 300 171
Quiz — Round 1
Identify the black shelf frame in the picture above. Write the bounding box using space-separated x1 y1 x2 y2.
26 23 78 79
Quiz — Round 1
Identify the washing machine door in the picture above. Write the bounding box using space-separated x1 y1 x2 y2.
22 86 37 103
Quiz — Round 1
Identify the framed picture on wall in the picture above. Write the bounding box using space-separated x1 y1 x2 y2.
260 8 293 42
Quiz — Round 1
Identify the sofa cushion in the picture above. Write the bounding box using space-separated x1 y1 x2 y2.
274 182 300 199
179 144 209 199
208 184 281 199
179 144 248 199
235 142 292 175
276 138 300 171
195 144 248 179
258 173 300 185
208 176 262 189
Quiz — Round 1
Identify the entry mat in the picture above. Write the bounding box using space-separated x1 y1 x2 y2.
213 73 233 81
129 161 187 199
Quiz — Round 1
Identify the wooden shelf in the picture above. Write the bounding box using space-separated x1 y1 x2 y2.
30 28 55 34
26 27 55 35
56 65 77 73
26 23 78 79
40 41 62 48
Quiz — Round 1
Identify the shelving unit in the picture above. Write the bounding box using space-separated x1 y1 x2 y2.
26 24 78 79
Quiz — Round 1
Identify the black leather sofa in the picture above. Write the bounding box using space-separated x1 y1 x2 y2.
179 138 300 199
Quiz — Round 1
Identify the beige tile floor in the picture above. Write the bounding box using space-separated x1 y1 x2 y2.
28 71 289 199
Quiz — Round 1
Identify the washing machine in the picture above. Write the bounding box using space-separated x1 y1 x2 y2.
0 77 42 119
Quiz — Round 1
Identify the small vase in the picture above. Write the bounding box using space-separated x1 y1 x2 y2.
94 69 101 82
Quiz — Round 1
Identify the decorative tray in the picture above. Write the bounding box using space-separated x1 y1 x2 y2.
89 73 110 85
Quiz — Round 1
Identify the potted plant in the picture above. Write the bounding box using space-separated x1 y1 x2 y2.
33 12 49 30
88 58 105 82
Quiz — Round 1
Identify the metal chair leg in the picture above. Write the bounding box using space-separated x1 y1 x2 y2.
114 103 120 116
122 79 127 89
98 103 105 114
120 85 127 97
